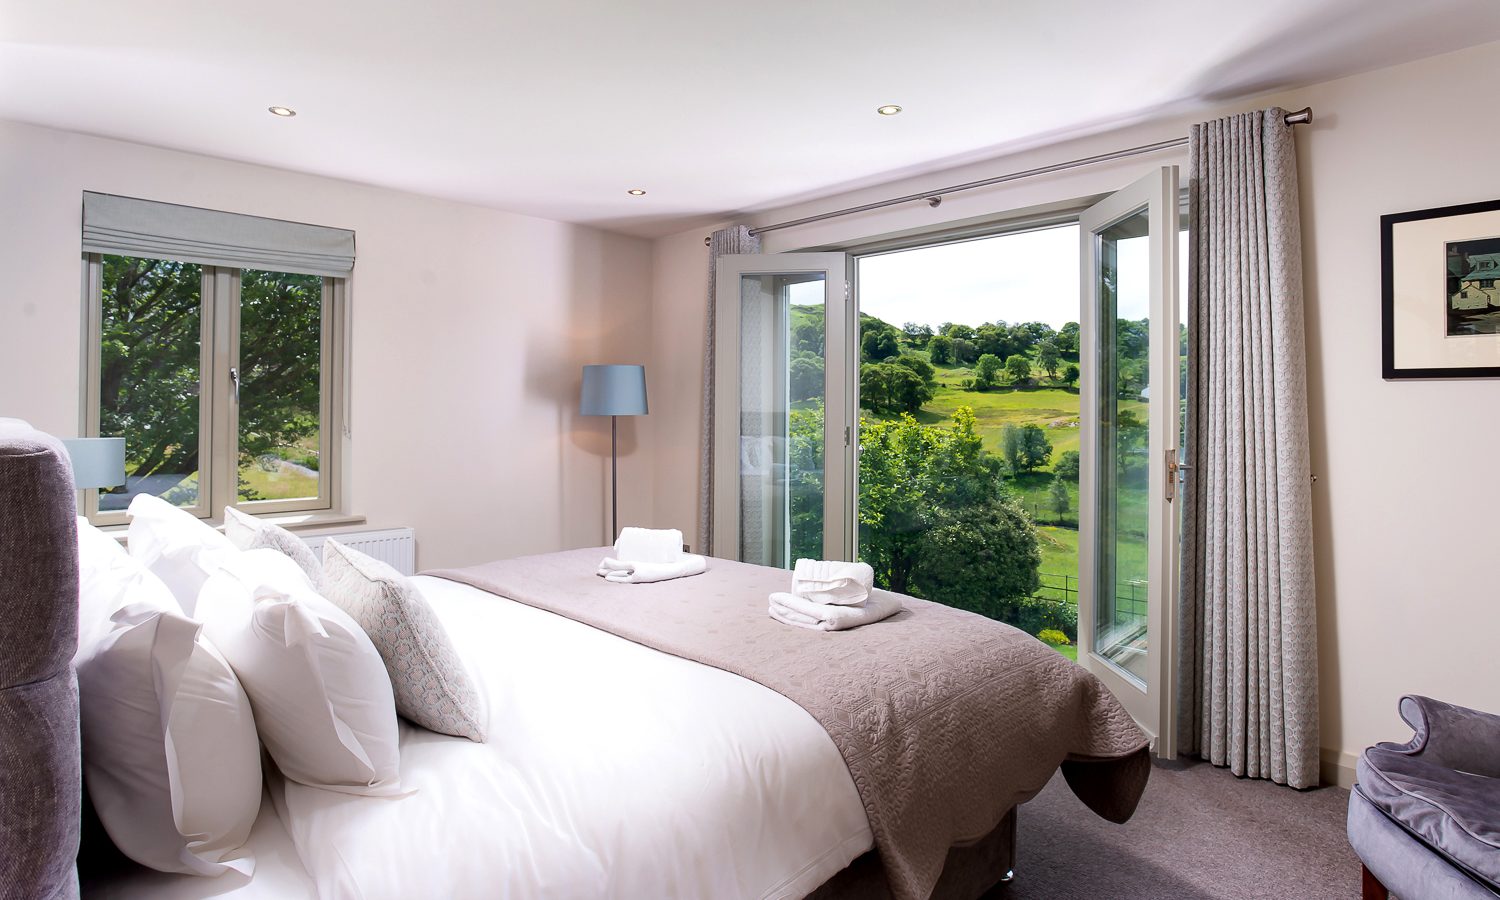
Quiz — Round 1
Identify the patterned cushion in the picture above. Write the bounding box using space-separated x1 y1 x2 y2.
320 540 485 741
222 507 321 584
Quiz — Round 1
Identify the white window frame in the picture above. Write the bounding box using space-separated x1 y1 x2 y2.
80 252 348 525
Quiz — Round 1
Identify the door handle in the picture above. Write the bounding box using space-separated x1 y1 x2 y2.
229 366 240 402
1165 451 1187 501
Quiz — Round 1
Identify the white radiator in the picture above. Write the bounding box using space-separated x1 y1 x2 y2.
301 527 417 575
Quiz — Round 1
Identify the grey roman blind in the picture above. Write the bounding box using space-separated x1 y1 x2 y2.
81 191 355 277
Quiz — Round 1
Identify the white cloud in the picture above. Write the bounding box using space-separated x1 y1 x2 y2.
857 224 1084 331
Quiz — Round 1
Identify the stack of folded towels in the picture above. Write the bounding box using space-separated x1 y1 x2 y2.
769 559 902 631
597 527 708 584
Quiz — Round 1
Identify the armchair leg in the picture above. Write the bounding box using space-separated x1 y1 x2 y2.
1361 865 1388 900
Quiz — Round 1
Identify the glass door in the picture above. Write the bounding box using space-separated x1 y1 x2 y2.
713 254 850 566
1078 167 1180 757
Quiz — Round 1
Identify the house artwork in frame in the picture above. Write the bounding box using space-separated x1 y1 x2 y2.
1446 236 1500 335
1383 198 1500 378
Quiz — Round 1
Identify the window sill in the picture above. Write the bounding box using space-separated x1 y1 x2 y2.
99 510 366 542
247 510 367 532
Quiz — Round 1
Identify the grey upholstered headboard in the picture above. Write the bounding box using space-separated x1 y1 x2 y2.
0 419 82 900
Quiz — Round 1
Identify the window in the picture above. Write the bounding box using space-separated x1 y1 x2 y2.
79 193 353 524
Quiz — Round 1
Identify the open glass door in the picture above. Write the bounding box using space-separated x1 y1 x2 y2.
1078 167 1180 757
714 253 850 566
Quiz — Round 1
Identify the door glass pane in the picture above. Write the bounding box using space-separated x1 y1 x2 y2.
738 272 825 567
98 255 203 511
1095 208 1151 682
855 226 1082 659
237 270 324 503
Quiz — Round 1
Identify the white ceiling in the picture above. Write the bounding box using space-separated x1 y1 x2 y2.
3 1 1499 238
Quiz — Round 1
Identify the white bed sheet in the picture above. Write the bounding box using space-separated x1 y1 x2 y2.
273 574 874 900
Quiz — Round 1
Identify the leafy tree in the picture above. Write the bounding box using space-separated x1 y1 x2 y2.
972 353 1001 390
908 499 1042 622
927 334 953 364
1037 339 1061 379
787 402 826 562
1048 475 1070 522
99 257 205 496
1056 322 1081 355
857 408 1037 608
1004 353 1032 384
939 322 976 342
903 322 933 341
891 353 935 386
792 315 823 354
1061 363 1080 388
1015 321 1055 351
951 337 978 364
789 352 824 402
99 257 321 505
1000 424 1025 475
974 323 1013 360
1001 423 1051 473
1117 357 1148 398
860 361 932 415
1020 424 1053 471
237 270 322 476
1055 449 1081 481
1114 409 1148 475
1116 317 1149 360
861 326 901 362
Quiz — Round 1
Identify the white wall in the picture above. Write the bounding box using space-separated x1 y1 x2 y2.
0 119 655 570
649 40 1500 779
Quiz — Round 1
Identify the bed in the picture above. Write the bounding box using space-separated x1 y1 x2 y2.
1 420 1148 900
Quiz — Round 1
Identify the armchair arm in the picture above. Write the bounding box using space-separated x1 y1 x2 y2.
1377 695 1500 779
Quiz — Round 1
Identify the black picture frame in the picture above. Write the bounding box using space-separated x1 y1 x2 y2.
1382 197 1500 379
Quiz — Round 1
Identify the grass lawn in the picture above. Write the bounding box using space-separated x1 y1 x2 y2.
882 353 1148 473
239 463 318 501
1049 643 1078 661
238 434 321 501
924 361 1087 461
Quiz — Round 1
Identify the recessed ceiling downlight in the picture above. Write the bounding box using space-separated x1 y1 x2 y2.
876 104 902 116
627 188 646 196
267 106 297 118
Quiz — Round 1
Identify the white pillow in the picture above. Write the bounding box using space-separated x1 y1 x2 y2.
126 493 238 616
76 562 261 876
76 516 164 663
197 563 403 796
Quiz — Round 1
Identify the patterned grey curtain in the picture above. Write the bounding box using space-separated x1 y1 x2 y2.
1178 108 1319 788
698 225 761 557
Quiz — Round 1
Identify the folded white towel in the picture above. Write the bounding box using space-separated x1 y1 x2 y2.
597 554 707 584
768 590 903 632
791 559 875 606
613 527 684 565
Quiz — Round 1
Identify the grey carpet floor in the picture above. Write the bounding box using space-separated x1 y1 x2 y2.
994 759 1360 899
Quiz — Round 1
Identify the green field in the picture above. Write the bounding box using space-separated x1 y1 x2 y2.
854 324 1153 647
238 460 318 500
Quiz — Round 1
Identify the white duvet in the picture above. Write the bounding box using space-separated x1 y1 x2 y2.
273 575 873 900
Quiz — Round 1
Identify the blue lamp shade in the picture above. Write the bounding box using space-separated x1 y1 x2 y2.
580 365 648 416
62 437 127 490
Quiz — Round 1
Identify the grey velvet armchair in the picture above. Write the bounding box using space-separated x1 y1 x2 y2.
1349 695 1500 900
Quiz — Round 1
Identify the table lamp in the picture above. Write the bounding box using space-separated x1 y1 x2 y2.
61 437 127 490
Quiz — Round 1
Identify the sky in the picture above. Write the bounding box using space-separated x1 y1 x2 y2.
855 223 1153 331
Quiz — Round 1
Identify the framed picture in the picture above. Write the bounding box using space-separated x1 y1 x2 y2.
1382 198 1500 379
